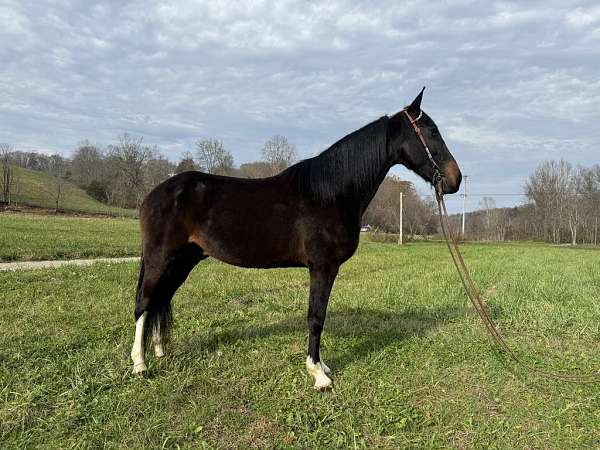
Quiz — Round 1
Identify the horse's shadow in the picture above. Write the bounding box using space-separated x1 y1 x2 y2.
175 303 469 372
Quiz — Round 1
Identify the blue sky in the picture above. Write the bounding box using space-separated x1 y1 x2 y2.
1 0 600 212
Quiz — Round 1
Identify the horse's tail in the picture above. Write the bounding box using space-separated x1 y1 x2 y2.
135 251 145 309
143 300 172 353
136 251 172 352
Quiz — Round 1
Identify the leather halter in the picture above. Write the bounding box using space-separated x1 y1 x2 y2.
402 109 443 189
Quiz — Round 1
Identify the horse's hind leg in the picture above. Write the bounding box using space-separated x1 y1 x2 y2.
131 243 205 374
150 245 206 358
131 311 148 374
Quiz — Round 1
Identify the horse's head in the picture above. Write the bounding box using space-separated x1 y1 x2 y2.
389 89 462 194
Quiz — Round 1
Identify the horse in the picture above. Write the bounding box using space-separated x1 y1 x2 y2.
130 89 462 389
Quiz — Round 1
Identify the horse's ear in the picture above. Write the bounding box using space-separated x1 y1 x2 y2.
407 87 425 116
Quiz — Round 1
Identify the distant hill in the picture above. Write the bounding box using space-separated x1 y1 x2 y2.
4 166 137 217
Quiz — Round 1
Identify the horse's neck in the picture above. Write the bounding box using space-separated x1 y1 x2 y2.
354 123 408 215
351 152 396 216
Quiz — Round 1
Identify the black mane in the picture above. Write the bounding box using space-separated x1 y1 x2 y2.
285 116 389 204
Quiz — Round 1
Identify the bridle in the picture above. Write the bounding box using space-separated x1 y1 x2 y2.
402 107 600 384
402 109 444 189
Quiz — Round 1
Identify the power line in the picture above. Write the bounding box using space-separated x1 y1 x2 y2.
424 193 598 199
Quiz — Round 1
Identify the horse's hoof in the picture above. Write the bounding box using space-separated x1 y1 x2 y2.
155 350 165 358
314 377 333 391
306 356 333 391
132 363 147 375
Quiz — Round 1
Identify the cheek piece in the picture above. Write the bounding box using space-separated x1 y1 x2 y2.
402 109 443 192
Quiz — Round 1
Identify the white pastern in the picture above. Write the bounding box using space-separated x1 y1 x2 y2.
151 321 166 358
131 312 147 374
306 356 332 390
153 335 165 358
154 343 165 358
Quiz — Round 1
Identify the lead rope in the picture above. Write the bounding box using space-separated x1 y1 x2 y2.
435 184 600 384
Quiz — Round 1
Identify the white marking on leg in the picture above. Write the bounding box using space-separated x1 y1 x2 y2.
306 356 332 390
131 312 147 374
153 329 165 358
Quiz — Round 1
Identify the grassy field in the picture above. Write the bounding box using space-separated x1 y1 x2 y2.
1 241 600 448
8 166 136 217
0 212 140 261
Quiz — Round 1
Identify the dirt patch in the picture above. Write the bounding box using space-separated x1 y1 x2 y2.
0 257 139 272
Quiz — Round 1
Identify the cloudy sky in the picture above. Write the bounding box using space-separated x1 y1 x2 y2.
2 0 600 211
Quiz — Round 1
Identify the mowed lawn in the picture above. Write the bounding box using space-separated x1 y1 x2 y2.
1 241 600 448
0 212 140 261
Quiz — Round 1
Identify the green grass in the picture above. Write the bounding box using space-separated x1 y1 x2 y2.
1 242 600 448
0 212 140 261
9 165 136 217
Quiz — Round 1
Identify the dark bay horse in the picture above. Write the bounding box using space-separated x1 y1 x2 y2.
131 89 462 389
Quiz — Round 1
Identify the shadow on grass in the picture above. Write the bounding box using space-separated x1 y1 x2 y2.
175 304 468 372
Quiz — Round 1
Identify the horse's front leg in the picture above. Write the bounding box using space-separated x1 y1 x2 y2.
306 264 339 390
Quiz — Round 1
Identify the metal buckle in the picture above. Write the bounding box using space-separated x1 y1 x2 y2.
432 168 443 186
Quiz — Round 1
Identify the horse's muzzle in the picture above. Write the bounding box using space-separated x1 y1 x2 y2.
441 161 462 194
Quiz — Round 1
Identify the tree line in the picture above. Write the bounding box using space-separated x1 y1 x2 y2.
0 133 298 209
455 160 600 245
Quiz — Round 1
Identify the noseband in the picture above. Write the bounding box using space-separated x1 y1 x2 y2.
402 109 443 190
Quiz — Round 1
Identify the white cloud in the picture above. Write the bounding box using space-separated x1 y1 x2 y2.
565 6 600 27
0 5 28 33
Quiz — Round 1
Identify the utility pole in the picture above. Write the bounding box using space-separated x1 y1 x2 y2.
398 191 403 245
461 175 468 236
595 216 598 246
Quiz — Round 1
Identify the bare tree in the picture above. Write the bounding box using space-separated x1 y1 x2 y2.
107 134 154 208
496 209 511 241
565 167 584 245
478 197 498 240
524 160 591 244
580 165 600 245
0 143 15 204
261 135 297 175
43 154 68 212
194 138 234 175
525 160 574 244
71 140 104 186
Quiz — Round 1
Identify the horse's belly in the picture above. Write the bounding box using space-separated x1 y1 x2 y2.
189 217 305 268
